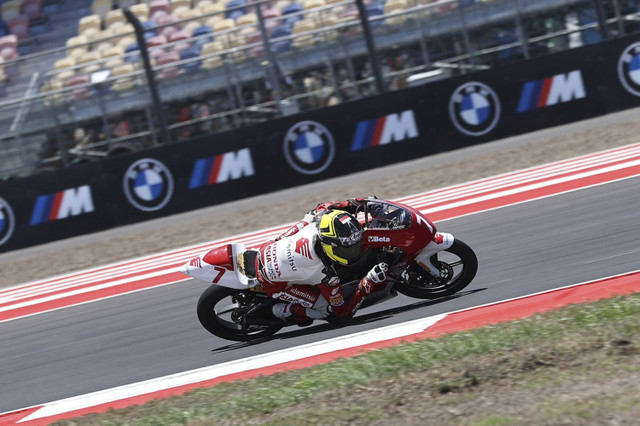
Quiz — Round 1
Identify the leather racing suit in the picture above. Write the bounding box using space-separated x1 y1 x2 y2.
251 198 388 325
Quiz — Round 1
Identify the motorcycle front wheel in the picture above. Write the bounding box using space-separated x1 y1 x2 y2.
197 285 283 341
395 239 478 299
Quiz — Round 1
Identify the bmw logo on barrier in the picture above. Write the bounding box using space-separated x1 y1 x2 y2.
0 197 15 247
618 41 640 97
123 158 174 211
283 120 335 175
449 81 501 136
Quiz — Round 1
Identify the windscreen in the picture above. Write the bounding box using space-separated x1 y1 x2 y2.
366 201 412 230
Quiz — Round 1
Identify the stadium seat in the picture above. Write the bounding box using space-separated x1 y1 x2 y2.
101 45 125 69
54 56 76 81
200 2 224 20
111 63 136 91
155 50 180 80
170 0 190 13
9 15 30 40
213 18 235 34
142 19 158 39
92 0 112 19
131 3 150 21
119 0 137 7
2 1 22 23
315 13 337 41
116 35 136 49
270 24 291 52
201 40 223 69
384 0 408 26
282 3 303 26
146 34 167 48
169 28 190 42
180 46 201 74
292 18 315 48
79 15 101 35
192 25 213 49
246 31 264 58
366 5 384 29
124 42 140 64
66 34 89 62
225 0 247 21
236 12 256 27
68 74 91 101
42 78 64 106
111 24 134 46
105 9 126 29
303 0 324 9
21 0 43 21
150 0 170 16
0 20 8 37
182 19 200 35
175 7 199 23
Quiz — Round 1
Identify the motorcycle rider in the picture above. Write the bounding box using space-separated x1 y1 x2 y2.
237 198 389 326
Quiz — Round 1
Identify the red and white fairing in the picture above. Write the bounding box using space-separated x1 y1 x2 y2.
180 243 256 290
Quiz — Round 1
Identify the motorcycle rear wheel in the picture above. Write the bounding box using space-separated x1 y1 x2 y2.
197 285 283 341
395 239 478 299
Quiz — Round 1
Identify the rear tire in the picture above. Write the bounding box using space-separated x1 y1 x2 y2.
197 285 283 341
395 239 478 299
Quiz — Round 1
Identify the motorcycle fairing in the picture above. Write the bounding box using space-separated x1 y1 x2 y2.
413 232 455 277
181 243 260 290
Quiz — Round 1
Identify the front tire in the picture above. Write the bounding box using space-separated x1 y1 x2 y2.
197 285 283 341
395 239 478 299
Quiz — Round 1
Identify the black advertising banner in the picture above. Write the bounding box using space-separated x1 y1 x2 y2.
1 33 639 252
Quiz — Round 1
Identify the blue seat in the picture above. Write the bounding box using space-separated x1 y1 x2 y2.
192 25 213 49
142 20 158 40
366 5 385 29
124 42 140 63
271 24 292 52
225 0 247 20
0 20 8 37
282 3 303 26
180 47 202 74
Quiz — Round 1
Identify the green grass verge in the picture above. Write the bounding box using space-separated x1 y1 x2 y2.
53 293 640 425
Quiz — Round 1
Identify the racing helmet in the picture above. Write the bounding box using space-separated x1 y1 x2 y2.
317 210 363 265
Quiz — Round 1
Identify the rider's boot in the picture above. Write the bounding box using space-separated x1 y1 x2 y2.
272 303 314 327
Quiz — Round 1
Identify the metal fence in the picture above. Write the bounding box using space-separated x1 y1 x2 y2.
0 0 638 180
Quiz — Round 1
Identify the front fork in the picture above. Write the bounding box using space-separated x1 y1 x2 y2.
413 232 455 278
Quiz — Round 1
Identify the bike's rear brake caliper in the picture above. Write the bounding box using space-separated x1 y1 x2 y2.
230 293 256 325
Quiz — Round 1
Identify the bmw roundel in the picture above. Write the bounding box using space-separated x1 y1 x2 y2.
618 41 640 97
449 81 501 136
283 120 335 175
123 158 174 211
0 197 16 247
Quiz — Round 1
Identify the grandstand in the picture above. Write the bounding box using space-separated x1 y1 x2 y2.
0 0 638 179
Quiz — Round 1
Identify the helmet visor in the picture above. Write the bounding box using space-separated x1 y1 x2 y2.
322 239 363 265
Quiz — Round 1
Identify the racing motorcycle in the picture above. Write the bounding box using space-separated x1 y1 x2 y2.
181 198 477 342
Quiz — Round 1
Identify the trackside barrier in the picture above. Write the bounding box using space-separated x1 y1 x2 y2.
0 33 639 252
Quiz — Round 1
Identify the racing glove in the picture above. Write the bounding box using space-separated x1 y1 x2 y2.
359 262 388 296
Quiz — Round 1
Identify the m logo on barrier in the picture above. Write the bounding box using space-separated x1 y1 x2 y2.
0 197 15 246
30 185 94 225
189 148 255 189
351 110 419 151
123 158 174 212
618 41 640 97
449 81 501 137
517 70 586 112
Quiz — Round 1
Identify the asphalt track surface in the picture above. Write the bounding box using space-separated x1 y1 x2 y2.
2 107 640 415
1 172 639 414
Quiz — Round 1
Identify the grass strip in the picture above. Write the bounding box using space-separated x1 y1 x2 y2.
53 293 640 425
